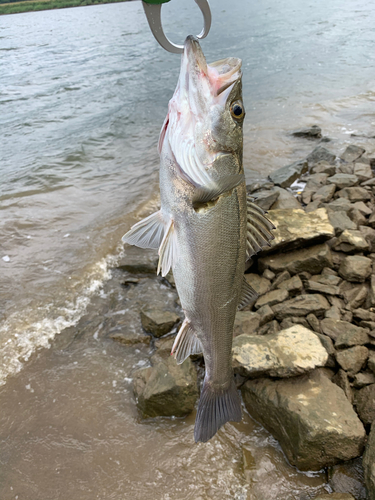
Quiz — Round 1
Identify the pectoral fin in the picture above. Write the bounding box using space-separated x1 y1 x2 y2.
171 319 203 364
238 276 258 310
246 196 276 259
157 219 179 277
193 174 245 205
122 211 165 250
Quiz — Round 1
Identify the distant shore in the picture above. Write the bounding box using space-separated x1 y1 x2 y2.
0 0 129 15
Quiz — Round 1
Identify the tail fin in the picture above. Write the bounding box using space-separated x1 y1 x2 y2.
194 377 242 443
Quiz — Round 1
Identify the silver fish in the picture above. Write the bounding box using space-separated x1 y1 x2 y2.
123 36 274 442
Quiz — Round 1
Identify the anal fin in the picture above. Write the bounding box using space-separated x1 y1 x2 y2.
122 211 165 250
171 319 203 364
238 276 258 310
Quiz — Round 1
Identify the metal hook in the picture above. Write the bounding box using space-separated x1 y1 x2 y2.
142 0 212 54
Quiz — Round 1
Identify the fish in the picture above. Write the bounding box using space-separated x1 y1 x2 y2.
122 35 275 442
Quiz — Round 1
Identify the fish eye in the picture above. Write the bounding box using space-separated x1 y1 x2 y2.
230 101 245 120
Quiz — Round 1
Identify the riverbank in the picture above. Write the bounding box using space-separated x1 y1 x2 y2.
0 0 128 15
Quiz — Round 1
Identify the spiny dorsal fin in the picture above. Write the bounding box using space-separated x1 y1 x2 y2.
171 319 203 364
122 211 165 250
157 219 179 277
246 197 275 260
238 276 258 310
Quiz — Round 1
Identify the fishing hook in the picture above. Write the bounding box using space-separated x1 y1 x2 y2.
142 0 212 54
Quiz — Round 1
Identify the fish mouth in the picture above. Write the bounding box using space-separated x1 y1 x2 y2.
184 35 242 96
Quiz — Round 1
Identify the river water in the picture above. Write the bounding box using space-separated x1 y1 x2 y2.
0 0 375 498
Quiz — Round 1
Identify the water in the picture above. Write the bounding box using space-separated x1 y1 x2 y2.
0 0 375 497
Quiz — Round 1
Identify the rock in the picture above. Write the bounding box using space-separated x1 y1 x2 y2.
307 313 321 332
354 162 373 181
353 372 375 388
234 311 261 336
302 174 329 204
133 356 198 418
347 286 369 311
232 326 328 378
263 269 275 280
325 306 341 320
307 146 337 166
328 458 367 500
268 160 308 188
331 229 369 253
305 199 324 213
154 335 175 354
341 145 365 163
369 211 375 228
117 247 158 274
254 289 289 309
337 187 372 202
359 225 375 252
247 179 274 193
332 369 353 404
363 424 375 499
327 173 359 189
339 256 372 283
269 186 302 209
335 325 369 349
258 319 280 335
325 197 352 213
368 352 375 374
292 125 322 138
140 308 180 337
353 309 375 322
312 273 341 286
280 316 310 329
244 273 271 296
353 201 373 216
241 369 365 471
327 210 357 235
109 330 151 346
311 161 336 176
270 270 291 290
348 207 367 226
312 494 355 500
336 346 369 375
256 304 274 326
371 275 375 307
338 163 355 175
259 243 333 275
321 319 359 342
313 184 336 203
252 189 279 210
273 294 330 320
277 275 303 294
304 280 340 296
354 384 375 426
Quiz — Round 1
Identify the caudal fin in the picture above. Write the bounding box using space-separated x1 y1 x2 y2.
194 378 242 443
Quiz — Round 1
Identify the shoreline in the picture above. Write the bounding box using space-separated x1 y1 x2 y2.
0 0 129 16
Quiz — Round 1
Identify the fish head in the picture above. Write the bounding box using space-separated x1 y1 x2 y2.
160 36 244 182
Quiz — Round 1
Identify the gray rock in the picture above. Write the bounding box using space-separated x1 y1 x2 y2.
252 189 279 210
359 225 375 252
263 269 275 280
277 275 303 294
339 255 372 283
363 423 375 499
369 351 375 374
338 163 355 175
244 273 271 296
256 304 274 326
371 275 375 307
352 308 375 322
254 288 289 309
327 173 359 189
337 187 372 202
328 458 367 500
292 125 322 138
311 161 336 176
270 270 291 290
348 207 367 226
268 160 308 188
312 273 342 286
133 356 198 418
312 494 355 500
140 308 180 337
327 210 357 235
305 280 340 296
331 229 369 253
332 369 353 404
313 184 336 203
259 243 333 275
234 311 261 337
241 369 365 471
369 211 375 228
264 208 335 253
321 319 359 342
307 313 321 333
154 335 175 354
335 326 369 349
258 319 280 335
117 247 158 274
280 316 310 330
232 326 328 378
353 372 375 388
269 186 302 209
325 197 352 213
347 286 369 311
336 346 369 375
354 384 375 426
307 146 337 166
305 199 324 213
341 145 365 163
302 174 329 204
353 201 373 215
109 330 151 346
354 162 373 181
247 179 274 193
273 294 330 320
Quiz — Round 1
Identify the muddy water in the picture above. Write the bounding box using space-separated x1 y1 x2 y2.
1 0 375 497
